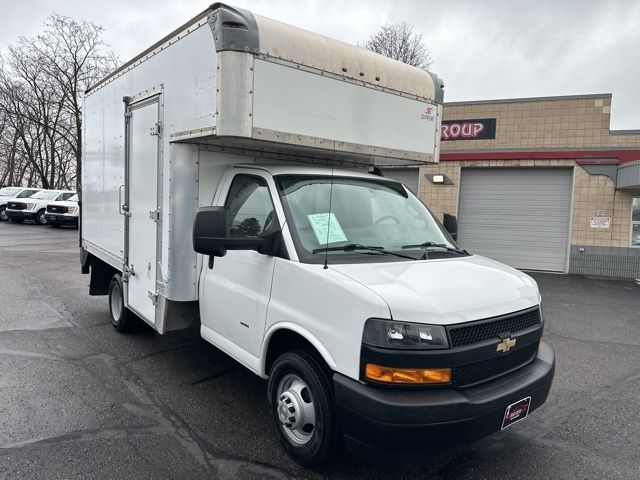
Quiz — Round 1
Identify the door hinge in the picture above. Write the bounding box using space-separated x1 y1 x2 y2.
123 264 136 281
149 121 162 136
148 291 158 305
149 208 160 222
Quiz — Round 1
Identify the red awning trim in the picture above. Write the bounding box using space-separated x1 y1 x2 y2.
439 149 640 165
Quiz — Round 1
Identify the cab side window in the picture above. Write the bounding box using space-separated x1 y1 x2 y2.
225 175 276 238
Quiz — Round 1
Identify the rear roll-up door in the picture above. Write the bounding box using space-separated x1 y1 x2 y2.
457 168 573 272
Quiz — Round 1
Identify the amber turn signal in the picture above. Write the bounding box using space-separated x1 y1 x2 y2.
365 363 452 384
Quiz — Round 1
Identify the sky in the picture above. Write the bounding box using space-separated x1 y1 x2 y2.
1 0 639 129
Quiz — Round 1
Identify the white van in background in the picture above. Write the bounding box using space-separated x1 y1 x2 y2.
0 187 43 221
6 190 76 225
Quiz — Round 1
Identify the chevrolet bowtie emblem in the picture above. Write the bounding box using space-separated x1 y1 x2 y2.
497 337 516 353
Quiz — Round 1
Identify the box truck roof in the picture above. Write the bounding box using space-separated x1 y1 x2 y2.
87 3 444 103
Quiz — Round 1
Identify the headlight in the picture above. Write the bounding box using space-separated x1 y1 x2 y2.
362 318 449 349
67 207 78 214
26 203 36 210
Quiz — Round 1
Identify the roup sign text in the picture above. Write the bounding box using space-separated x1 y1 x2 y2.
441 118 497 141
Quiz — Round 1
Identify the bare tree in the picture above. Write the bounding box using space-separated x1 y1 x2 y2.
33 14 119 192
361 22 432 71
0 14 117 190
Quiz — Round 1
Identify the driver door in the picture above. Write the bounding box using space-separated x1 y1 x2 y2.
200 172 278 362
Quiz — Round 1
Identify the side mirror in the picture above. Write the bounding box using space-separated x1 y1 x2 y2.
193 207 273 257
443 213 458 241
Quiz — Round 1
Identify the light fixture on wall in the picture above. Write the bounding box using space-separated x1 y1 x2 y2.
425 174 453 185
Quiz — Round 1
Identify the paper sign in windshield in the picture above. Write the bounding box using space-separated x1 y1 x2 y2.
307 213 347 245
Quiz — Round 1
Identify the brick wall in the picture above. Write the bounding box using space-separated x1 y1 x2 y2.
418 94 640 276
441 94 640 150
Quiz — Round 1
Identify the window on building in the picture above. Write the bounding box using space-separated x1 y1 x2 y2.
632 197 640 247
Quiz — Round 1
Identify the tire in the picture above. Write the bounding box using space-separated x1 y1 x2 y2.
35 209 48 225
108 274 136 333
0 206 7 222
267 350 340 467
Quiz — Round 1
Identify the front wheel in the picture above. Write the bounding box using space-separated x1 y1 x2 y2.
267 351 340 467
0 206 7 221
108 274 136 333
35 209 48 225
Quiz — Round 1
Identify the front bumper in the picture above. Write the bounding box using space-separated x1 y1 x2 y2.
46 213 78 225
334 341 555 464
6 211 35 221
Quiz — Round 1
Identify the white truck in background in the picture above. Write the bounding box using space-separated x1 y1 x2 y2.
80 3 554 466
46 194 79 227
6 189 76 225
0 187 43 221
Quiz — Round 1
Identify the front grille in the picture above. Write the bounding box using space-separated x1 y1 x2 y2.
47 205 68 214
448 308 541 347
453 343 538 387
7 201 26 210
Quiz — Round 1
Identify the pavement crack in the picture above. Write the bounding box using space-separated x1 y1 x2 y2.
190 366 238 385
125 340 201 364
0 348 64 361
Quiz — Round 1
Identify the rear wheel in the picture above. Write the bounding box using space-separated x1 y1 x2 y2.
0 206 7 221
108 274 136 333
267 351 340 466
35 209 47 225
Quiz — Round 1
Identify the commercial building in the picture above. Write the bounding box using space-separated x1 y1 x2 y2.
388 93 640 278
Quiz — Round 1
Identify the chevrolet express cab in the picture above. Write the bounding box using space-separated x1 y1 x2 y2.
79 3 554 466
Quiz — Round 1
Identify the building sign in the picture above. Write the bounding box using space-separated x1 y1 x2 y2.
441 118 497 141
590 216 611 229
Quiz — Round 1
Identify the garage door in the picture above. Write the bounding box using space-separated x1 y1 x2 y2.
458 168 573 271
381 168 419 194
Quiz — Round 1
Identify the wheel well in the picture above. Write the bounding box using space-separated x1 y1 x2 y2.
265 329 329 375
87 254 120 296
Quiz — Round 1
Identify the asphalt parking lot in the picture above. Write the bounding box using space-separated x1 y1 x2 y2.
1 220 639 480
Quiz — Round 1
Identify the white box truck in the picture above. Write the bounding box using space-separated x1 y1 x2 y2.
80 3 554 466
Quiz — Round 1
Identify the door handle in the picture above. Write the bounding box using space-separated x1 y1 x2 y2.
118 185 130 216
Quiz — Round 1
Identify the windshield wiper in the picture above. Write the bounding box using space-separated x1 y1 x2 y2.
312 243 417 260
401 241 469 257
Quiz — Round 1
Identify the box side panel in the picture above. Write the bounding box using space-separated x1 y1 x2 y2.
82 87 125 265
82 23 218 299
252 59 439 158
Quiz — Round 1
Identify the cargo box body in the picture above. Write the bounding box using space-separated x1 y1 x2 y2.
81 3 443 332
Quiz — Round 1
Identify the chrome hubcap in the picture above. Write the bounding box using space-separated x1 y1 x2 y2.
276 374 316 445
0 209 7 220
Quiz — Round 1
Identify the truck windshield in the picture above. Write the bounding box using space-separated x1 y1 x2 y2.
276 175 455 263
0 187 21 197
